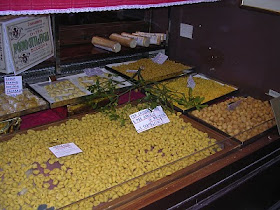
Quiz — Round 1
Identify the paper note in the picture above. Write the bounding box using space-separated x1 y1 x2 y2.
84 67 104 76
126 70 138 73
152 53 168 64
129 106 170 133
227 100 242 111
4 76 23 96
187 75 195 89
270 97 280 135
49 143 82 158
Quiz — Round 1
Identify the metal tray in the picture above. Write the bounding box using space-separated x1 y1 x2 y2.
0 88 49 121
105 59 195 84
186 95 277 146
0 105 239 209
29 68 133 109
153 73 239 113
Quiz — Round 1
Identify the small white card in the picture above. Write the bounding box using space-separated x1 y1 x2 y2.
227 100 242 111
126 70 138 73
4 76 23 96
49 143 82 158
152 53 168 65
129 106 170 133
84 67 104 76
187 75 196 89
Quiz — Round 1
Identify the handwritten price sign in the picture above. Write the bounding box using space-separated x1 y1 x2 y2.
4 76 23 96
129 106 170 133
49 143 82 158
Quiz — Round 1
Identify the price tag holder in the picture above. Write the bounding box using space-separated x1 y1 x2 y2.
152 53 168 64
227 100 242 111
270 97 280 135
187 75 196 89
84 67 104 76
49 143 82 158
126 70 138 73
4 76 23 96
129 106 170 133
267 89 280 98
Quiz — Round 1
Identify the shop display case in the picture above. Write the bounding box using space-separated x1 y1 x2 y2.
0 1 280 209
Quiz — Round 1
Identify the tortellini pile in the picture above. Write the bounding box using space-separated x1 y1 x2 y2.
78 76 108 89
0 88 46 116
44 80 86 102
0 104 222 209
159 76 236 110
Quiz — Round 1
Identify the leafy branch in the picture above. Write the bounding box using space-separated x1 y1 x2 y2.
86 69 206 125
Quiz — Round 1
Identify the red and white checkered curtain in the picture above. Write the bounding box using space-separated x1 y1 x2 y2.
0 0 218 15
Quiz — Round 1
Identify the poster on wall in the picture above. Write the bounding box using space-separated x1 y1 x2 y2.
241 0 280 14
0 15 54 75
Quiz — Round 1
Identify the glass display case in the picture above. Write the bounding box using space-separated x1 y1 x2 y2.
0 2 280 209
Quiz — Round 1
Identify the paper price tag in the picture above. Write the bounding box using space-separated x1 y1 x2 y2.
49 143 82 158
129 106 170 133
270 97 280 135
126 70 138 73
152 53 168 64
187 75 195 89
227 100 242 111
84 67 104 76
153 106 170 124
4 76 23 96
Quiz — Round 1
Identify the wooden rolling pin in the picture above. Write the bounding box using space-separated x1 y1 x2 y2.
133 32 162 45
91 36 121 53
121 32 150 47
109 33 137 48
135 31 166 41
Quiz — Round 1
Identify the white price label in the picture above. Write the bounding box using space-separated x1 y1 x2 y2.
129 106 170 133
49 143 82 158
152 53 168 64
227 100 242 111
126 70 138 73
4 76 23 96
84 67 104 76
187 75 196 89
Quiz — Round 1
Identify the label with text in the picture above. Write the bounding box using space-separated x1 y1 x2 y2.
227 100 242 111
4 76 23 96
129 106 170 133
152 53 168 65
187 75 195 89
126 70 138 73
84 67 104 76
49 143 82 158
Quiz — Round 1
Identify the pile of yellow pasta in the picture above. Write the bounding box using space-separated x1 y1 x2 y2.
44 80 86 102
159 76 236 110
0 105 222 209
112 58 191 81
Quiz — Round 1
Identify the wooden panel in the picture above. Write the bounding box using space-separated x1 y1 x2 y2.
167 1 280 93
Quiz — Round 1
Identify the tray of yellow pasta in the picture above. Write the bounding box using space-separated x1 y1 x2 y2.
0 103 239 209
151 73 238 113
